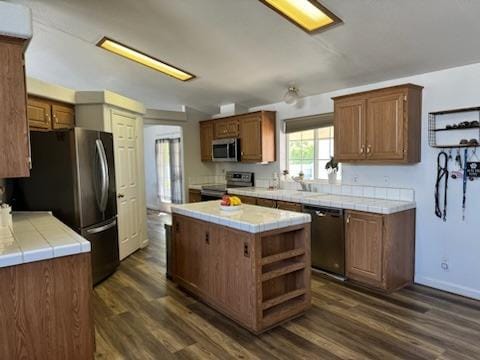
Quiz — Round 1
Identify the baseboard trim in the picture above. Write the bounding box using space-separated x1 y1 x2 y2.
141 238 149 249
415 276 480 300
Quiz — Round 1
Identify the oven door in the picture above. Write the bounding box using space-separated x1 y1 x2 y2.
212 138 239 162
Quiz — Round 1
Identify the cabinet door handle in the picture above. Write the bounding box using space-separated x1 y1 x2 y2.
360 145 365 154
244 242 250 257
205 231 210 244
346 215 351 224
175 222 180 232
366 145 372 154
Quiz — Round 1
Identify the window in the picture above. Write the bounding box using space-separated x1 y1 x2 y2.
287 126 335 180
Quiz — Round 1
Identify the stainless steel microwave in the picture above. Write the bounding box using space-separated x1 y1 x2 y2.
212 138 240 162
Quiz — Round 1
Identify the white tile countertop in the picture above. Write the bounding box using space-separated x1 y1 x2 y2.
227 188 416 215
171 200 311 233
0 212 91 268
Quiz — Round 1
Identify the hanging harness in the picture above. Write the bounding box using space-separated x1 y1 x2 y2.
435 151 449 221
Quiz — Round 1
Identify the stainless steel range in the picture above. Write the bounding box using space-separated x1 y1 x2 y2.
200 171 254 201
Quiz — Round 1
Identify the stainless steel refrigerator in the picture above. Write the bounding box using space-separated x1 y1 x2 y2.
13 128 120 284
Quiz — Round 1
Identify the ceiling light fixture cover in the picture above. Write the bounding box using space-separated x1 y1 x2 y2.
96 37 195 81
284 86 300 105
260 0 342 33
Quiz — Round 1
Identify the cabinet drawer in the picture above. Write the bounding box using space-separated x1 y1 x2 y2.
256 198 276 208
237 195 257 205
277 201 303 212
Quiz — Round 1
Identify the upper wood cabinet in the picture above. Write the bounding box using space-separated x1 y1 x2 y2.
200 121 214 161
214 118 239 139
333 84 422 164
0 35 30 178
333 99 366 161
239 112 276 163
200 111 276 163
52 103 75 129
27 98 52 130
27 96 75 131
345 209 415 291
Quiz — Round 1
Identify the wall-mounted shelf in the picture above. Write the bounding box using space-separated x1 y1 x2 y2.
429 107 480 148
433 126 480 132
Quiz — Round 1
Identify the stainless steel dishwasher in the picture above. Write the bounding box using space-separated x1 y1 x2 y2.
304 206 345 277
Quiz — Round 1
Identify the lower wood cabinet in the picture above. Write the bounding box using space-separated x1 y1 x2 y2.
236 195 257 205
345 209 415 291
188 189 201 203
0 253 94 359
172 214 311 333
277 200 303 212
27 96 75 131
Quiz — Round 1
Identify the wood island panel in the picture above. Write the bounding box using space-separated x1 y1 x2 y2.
0 253 94 360
172 214 311 334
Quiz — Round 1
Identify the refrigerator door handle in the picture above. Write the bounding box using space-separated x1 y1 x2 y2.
86 219 117 235
95 139 109 212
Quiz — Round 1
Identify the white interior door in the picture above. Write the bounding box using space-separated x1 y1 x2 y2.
112 111 141 260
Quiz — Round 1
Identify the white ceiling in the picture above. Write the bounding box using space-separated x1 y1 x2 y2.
9 0 480 113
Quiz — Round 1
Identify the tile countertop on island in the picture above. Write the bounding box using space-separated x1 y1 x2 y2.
171 200 311 233
225 187 416 215
0 212 91 268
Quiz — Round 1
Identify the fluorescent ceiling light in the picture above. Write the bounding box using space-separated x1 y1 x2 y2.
260 0 342 33
97 37 195 81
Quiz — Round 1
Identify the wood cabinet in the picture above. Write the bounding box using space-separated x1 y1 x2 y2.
27 96 75 131
52 103 75 129
239 112 276 163
236 195 257 205
345 209 415 291
214 118 239 139
27 97 52 130
277 200 303 212
256 198 277 208
254 198 303 212
199 111 276 163
172 214 310 333
200 121 214 161
188 189 201 203
0 253 94 359
0 35 30 178
333 84 422 164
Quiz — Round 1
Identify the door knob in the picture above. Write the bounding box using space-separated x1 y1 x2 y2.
117 193 125 198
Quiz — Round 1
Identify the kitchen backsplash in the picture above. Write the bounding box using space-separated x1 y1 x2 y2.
188 175 415 202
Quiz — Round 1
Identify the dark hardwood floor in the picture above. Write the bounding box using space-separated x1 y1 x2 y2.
94 210 480 360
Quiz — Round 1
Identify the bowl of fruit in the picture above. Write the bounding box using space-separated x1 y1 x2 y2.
219 195 242 211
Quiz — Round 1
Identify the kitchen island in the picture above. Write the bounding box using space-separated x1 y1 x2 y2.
171 201 311 334
0 212 94 359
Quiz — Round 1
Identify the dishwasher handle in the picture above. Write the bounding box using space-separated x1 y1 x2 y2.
304 206 343 218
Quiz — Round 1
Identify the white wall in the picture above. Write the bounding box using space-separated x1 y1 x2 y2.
144 107 217 201
222 62 480 299
144 125 182 210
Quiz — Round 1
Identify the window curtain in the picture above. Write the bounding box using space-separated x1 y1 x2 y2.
284 112 334 133
169 138 183 204
155 138 183 204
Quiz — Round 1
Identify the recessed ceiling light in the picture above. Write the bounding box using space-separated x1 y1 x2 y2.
96 37 195 81
260 0 342 33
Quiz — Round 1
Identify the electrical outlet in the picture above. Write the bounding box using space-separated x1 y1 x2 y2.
441 257 449 272
353 176 359 183
383 176 390 185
